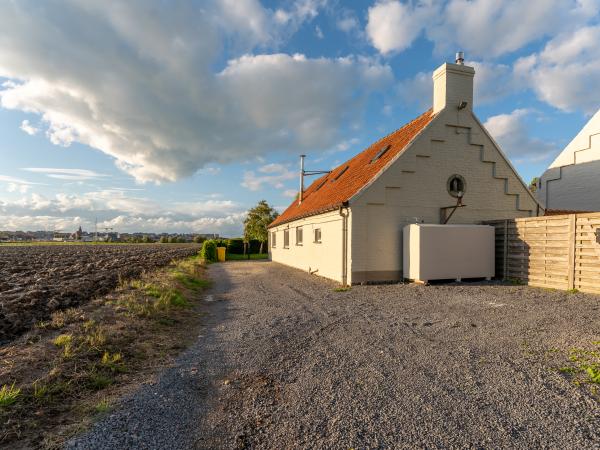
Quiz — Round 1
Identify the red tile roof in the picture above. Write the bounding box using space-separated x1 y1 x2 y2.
269 109 435 228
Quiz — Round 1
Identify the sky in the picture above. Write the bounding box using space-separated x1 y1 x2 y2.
1 0 599 236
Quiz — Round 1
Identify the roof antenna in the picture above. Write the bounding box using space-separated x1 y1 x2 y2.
299 155 305 205
298 155 332 206
455 51 464 65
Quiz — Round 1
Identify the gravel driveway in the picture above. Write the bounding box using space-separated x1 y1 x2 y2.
68 261 600 449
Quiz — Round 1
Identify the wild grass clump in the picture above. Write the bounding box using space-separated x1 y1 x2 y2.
0 383 21 407
94 398 111 414
557 341 600 392
53 333 76 358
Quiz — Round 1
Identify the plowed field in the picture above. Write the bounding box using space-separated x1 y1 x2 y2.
0 244 200 343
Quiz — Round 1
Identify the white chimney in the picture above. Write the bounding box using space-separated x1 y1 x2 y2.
432 52 475 114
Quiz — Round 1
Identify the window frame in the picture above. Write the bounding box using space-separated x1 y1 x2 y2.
296 226 303 246
314 228 322 244
283 229 290 248
271 231 276 248
447 174 467 198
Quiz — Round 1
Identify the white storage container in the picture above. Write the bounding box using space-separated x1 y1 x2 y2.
403 224 495 283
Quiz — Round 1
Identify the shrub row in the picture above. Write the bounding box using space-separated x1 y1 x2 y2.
200 238 264 261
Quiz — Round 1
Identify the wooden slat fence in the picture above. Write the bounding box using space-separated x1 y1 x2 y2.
484 213 600 294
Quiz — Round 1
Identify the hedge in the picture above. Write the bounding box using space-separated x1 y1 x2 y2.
200 239 218 262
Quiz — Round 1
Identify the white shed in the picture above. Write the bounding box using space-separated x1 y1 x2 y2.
268 57 540 285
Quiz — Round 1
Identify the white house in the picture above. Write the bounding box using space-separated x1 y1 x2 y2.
268 56 541 285
536 109 600 212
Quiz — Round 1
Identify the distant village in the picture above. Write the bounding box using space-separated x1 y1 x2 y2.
0 226 219 243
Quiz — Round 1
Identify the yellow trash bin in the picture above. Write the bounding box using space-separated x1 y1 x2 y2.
217 246 226 262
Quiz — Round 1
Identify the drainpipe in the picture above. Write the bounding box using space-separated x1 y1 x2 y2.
339 202 349 286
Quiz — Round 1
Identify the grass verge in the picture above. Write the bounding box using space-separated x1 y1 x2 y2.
0 255 210 448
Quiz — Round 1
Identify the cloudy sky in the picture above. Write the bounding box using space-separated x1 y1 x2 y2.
1 0 599 236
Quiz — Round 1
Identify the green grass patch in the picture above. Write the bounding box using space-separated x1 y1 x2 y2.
88 373 113 391
226 253 268 260
94 398 111 414
0 383 21 407
333 286 351 292
171 271 211 291
557 343 600 390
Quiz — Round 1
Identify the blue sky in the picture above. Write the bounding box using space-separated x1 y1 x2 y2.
1 0 599 235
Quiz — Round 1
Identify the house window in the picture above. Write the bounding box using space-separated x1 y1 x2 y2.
271 231 276 248
314 228 322 243
447 174 466 198
283 229 290 248
296 227 303 245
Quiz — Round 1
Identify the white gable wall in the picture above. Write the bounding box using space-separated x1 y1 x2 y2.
350 108 538 283
537 108 600 210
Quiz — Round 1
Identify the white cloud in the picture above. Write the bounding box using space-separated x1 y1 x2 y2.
484 109 558 163
336 137 360 152
283 189 297 198
22 167 108 181
315 25 324 39
0 190 246 235
336 12 360 33
274 0 327 28
0 0 390 183
241 162 297 191
19 119 39 135
0 175 42 193
366 0 599 58
514 26 600 115
366 1 437 55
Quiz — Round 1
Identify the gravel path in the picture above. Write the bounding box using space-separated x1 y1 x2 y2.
67 261 600 449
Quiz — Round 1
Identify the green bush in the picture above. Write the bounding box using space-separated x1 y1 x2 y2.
226 238 245 254
200 240 218 262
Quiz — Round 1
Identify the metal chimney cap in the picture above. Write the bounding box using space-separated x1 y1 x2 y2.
455 51 464 65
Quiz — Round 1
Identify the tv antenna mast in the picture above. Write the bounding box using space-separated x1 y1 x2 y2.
298 155 331 205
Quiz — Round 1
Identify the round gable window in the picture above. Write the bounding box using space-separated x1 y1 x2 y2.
447 174 466 198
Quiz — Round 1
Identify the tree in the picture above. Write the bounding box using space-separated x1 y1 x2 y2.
529 177 540 193
244 200 278 254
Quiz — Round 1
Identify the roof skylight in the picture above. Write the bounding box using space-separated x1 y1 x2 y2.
371 144 391 163
332 165 349 181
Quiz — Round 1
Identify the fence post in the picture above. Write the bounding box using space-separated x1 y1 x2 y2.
567 214 576 290
503 219 508 280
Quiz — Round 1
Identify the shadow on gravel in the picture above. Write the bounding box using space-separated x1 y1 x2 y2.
66 263 233 450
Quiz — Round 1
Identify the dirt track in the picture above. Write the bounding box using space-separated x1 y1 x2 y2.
68 260 600 449
0 244 200 343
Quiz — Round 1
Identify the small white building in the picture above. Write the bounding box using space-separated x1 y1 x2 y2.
268 56 540 285
536 109 600 212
